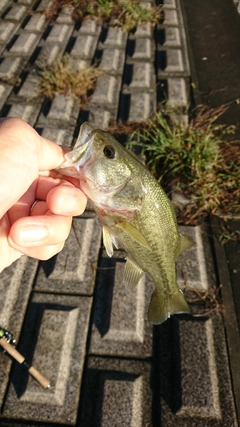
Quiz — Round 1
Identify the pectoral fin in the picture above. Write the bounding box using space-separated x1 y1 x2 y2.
124 258 144 289
179 234 195 254
147 288 190 325
116 222 151 251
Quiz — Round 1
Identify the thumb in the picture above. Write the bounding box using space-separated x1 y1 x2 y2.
0 118 65 219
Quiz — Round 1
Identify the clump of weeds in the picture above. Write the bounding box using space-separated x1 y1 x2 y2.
110 104 240 224
184 283 224 319
219 221 240 244
39 55 103 103
45 0 162 32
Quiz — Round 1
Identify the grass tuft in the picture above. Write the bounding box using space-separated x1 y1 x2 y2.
45 0 162 32
109 105 240 223
39 55 103 103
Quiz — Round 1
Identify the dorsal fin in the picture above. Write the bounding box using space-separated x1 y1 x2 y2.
179 234 195 254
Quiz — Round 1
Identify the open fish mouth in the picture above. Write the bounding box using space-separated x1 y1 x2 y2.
74 122 94 148
64 142 91 170
57 123 95 177
56 142 91 178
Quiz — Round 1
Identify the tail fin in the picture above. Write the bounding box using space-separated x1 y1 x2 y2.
147 288 190 325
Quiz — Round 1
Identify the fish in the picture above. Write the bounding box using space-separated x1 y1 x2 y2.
58 122 194 324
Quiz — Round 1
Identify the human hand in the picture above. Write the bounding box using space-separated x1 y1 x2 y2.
0 118 87 273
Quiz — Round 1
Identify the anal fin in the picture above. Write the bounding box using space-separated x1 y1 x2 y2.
147 288 190 325
124 258 144 290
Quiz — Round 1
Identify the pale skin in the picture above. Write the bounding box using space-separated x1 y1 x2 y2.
0 118 87 273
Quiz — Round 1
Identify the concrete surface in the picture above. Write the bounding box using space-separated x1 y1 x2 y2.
0 0 239 426
181 0 240 135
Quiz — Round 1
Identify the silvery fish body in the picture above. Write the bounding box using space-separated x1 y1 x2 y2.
58 122 193 324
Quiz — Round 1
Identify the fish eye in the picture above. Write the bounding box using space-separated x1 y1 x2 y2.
103 145 115 159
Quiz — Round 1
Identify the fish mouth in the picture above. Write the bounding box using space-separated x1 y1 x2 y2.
65 122 95 168
57 142 91 178
57 123 94 177
65 142 91 169
75 122 94 148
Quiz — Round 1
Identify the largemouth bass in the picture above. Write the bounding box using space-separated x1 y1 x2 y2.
58 122 193 324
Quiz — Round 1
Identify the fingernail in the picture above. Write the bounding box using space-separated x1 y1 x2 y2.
59 194 77 213
18 225 48 246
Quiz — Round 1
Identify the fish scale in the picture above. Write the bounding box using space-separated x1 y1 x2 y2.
57 122 194 324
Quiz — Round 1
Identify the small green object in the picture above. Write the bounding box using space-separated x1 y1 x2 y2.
0 328 5 338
